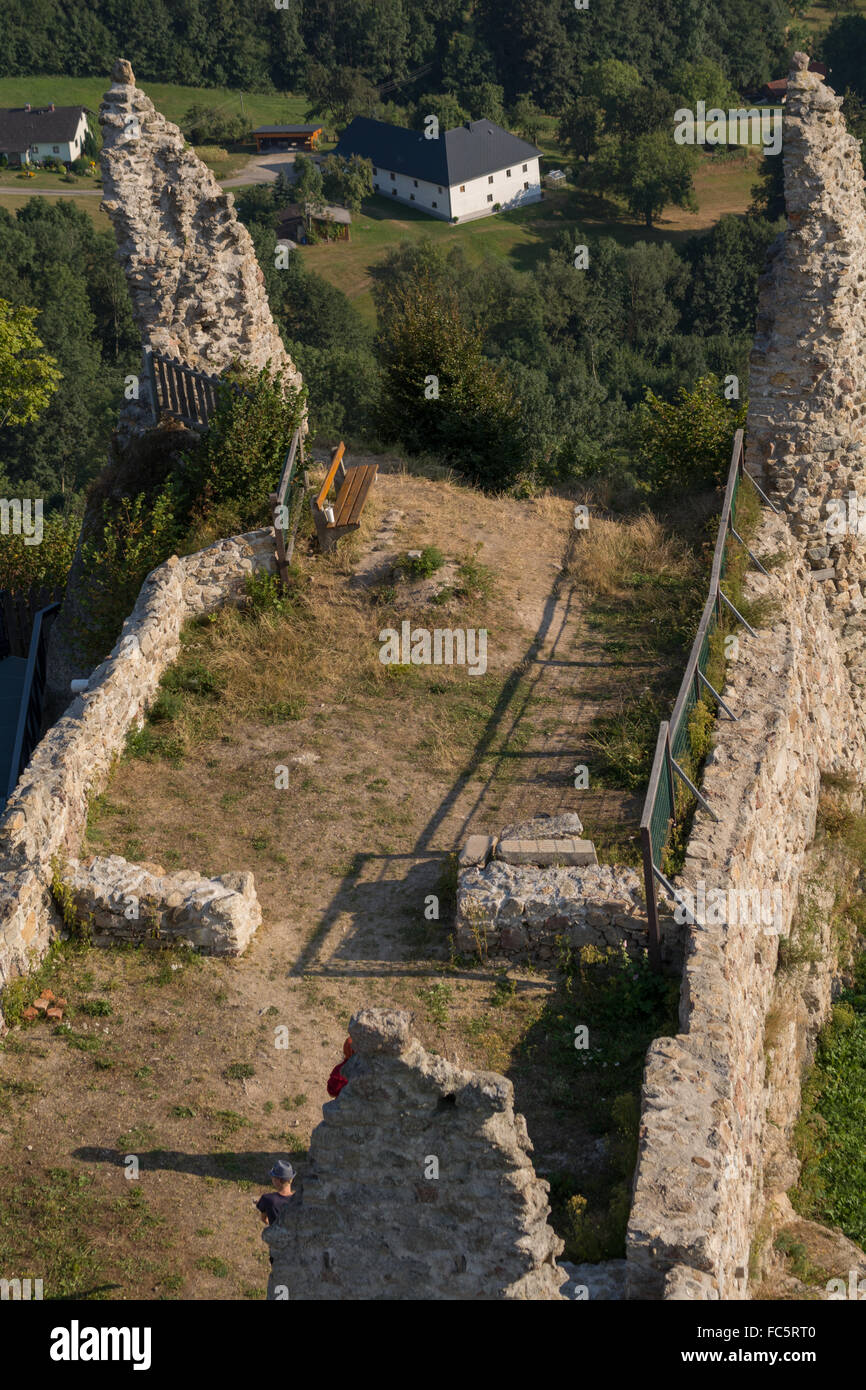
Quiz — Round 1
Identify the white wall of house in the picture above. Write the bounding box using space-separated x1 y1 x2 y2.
22 112 88 165
449 157 541 222
371 165 452 219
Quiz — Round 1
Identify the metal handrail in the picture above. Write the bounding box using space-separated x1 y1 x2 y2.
639 430 778 967
6 602 60 802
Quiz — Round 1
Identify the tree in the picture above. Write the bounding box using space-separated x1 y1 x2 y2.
305 61 379 127
320 153 373 213
376 271 526 487
463 82 506 125
593 131 698 227
412 91 469 133
583 59 643 124
558 97 605 164
636 374 746 491
0 299 62 428
292 154 324 207
821 15 866 102
509 93 546 144
671 58 738 112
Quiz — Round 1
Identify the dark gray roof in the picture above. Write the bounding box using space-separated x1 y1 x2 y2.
0 106 87 153
333 116 539 187
252 125 322 134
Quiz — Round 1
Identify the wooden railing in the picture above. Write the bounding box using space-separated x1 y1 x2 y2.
270 426 307 586
143 347 247 429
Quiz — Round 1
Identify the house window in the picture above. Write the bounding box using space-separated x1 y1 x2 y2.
488 175 494 184
506 168 511 177
390 171 396 181
459 184 465 192
410 193 415 200
372 166 377 174
487 194 493 202
392 189 397 195
413 179 418 187
52 145 60 153
432 201 437 208
374 182 379 190
522 164 528 172
437 185 442 192
524 181 529 190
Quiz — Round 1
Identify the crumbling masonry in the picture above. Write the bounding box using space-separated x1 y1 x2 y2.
100 58 303 433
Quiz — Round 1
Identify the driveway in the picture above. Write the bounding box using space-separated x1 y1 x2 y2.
221 152 302 188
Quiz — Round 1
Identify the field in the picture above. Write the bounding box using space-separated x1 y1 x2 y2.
0 77 310 130
0 191 111 229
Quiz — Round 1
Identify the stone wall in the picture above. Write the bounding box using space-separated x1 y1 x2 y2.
746 54 866 700
100 58 303 434
0 528 277 1023
264 1008 567 1300
65 855 261 956
626 52 866 1302
626 513 866 1300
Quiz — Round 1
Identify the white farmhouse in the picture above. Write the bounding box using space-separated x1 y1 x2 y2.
333 115 542 222
0 104 89 167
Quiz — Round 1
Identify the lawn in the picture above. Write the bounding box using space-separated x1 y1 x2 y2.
300 150 763 322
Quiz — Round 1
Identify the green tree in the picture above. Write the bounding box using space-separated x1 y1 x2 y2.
820 15 866 102
636 374 746 491
320 153 373 213
413 91 469 133
376 271 526 488
559 96 605 164
292 154 324 207
583 59 643 123
509 93 546 144
671 58 738 111
593 130 698 227
0 299 62 427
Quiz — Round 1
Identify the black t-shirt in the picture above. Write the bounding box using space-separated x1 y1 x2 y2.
256 1192 292 1225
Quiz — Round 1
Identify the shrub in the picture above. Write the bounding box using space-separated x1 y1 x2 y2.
398 545 444 579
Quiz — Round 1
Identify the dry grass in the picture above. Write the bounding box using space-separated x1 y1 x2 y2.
569 511 699 599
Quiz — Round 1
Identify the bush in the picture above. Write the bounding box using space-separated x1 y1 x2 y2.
0 509 80 593
179 368 307 527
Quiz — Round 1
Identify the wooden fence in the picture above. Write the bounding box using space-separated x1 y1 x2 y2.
143 347 247 429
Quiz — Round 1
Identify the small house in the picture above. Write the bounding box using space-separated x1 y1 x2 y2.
276 202 351 244
0 104 89 166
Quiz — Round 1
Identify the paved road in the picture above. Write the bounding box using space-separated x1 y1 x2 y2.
0 186 102 196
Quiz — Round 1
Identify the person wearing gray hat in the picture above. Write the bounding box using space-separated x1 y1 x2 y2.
255 1159 296 1228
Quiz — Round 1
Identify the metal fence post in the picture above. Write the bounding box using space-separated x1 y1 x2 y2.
665 725 677 826
641 825 661 972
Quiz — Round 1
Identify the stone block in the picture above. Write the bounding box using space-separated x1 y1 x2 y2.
458 835 496 868
496 837 598 866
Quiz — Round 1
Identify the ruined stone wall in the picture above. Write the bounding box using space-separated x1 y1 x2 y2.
747 54 866 698
100 59 303 433
627 494 866 1300
264 1008 567 1300
0 529 276 1023
626 52 866 1302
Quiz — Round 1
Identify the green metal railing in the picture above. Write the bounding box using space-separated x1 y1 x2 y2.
639 430 779 968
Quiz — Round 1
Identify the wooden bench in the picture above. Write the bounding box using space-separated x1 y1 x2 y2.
311 442 377 553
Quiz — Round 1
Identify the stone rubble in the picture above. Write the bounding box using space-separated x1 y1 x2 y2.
264 1008 567 1300
65 855 261 955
